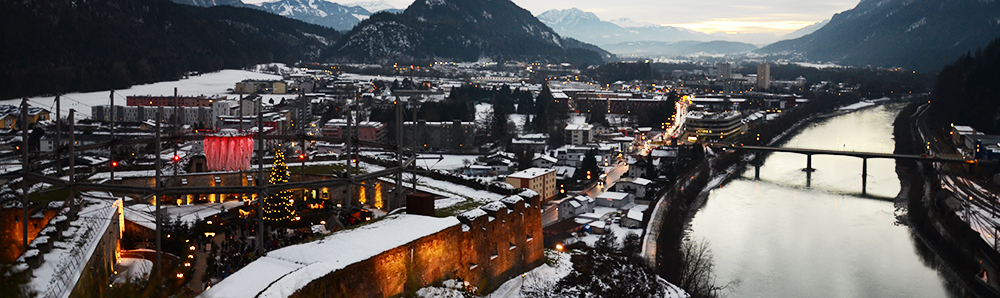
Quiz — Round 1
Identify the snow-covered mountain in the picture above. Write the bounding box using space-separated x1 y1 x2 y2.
170 0 247 7
257 0 372 31
332 0 609 65
758 0 1000 71
536 8 712 46
343 0 398 13
606 18 657 28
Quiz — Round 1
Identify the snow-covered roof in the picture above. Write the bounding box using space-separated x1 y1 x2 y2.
201 214 459 298
626 208 644 221
595 191 630 201
533 153 557 163
568 200 582 208
507 168 555 179
518 189 539 199
620 178 653 186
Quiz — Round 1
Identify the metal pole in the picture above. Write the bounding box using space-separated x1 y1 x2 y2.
173 88 179 195
21 98 29 249
346 100 353 208
257 98 266 254
110 91 115 183
55 95 61 174
239 94 243 132
395 96 404 210
412 99 418 191
68 110 75 211
154 111 163 279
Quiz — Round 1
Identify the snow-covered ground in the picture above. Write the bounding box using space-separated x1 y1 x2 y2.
112 258 153 285
418 249 688 298
415 154 479 171
4 70 280 118
484 250 574 298
125 201 244 230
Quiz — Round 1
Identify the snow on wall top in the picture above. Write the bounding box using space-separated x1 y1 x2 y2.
480 201 507 213
458 208 488 222
199 214 459 298
518 189 539 199
500 195 524 206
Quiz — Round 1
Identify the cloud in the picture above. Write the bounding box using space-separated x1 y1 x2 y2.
663 19 817 34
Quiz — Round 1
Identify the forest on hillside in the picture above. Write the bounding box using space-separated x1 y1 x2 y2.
927 38 1000 133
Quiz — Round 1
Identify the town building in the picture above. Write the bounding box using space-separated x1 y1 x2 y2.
556 195 595 221
565 123 594 145
594 191 634 209
126 95 220 107
757 63 771 90
717 62 733 80
614 177 653 200
322 119 385 142
683 110 743 142
506 168 557 200
0 105 50 130
92 105 216 129
402 120 476 152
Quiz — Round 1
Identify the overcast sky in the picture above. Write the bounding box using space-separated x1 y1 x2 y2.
245 0 861 35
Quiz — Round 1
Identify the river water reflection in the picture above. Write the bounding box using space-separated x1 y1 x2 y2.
688 104 954 297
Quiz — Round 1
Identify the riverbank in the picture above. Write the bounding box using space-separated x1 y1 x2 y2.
894 101 1000 297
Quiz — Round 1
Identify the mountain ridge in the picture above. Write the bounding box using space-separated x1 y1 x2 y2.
0 0 340 100
330 0 607 66
758 0 1000 71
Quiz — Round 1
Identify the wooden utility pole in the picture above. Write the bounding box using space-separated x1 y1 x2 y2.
110 91 115 182
257 98 266 254
68 110 75 211
346 99 353 209
21 98 29 249
238 94 244 132
154 111 163 278
55 95 61 175
173 88 179 184
395 96 404 210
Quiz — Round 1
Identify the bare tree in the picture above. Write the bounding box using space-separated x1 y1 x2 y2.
677 237 739 298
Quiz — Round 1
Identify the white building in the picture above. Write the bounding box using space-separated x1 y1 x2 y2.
565 123 594 145
614 177 653 199
595 191 634 209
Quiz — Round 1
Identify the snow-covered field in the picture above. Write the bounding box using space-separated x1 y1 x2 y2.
4 70 280 118
415 154 479 171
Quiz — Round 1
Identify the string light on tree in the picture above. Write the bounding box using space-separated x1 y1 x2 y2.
358 181 367 205
373 182 383 210
263 148 297 223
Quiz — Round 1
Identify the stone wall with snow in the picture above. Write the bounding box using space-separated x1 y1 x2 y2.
279 190 544 298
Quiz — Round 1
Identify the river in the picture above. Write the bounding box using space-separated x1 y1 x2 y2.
687 103 956 297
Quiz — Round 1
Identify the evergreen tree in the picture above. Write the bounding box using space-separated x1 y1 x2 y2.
534 83 554 134
582 149 601 179
263 148 297 224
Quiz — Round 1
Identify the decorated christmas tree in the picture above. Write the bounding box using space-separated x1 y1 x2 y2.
263 148 296 224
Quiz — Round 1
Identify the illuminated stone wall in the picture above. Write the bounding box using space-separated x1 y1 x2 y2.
0 208 57 263
289 190 544 298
